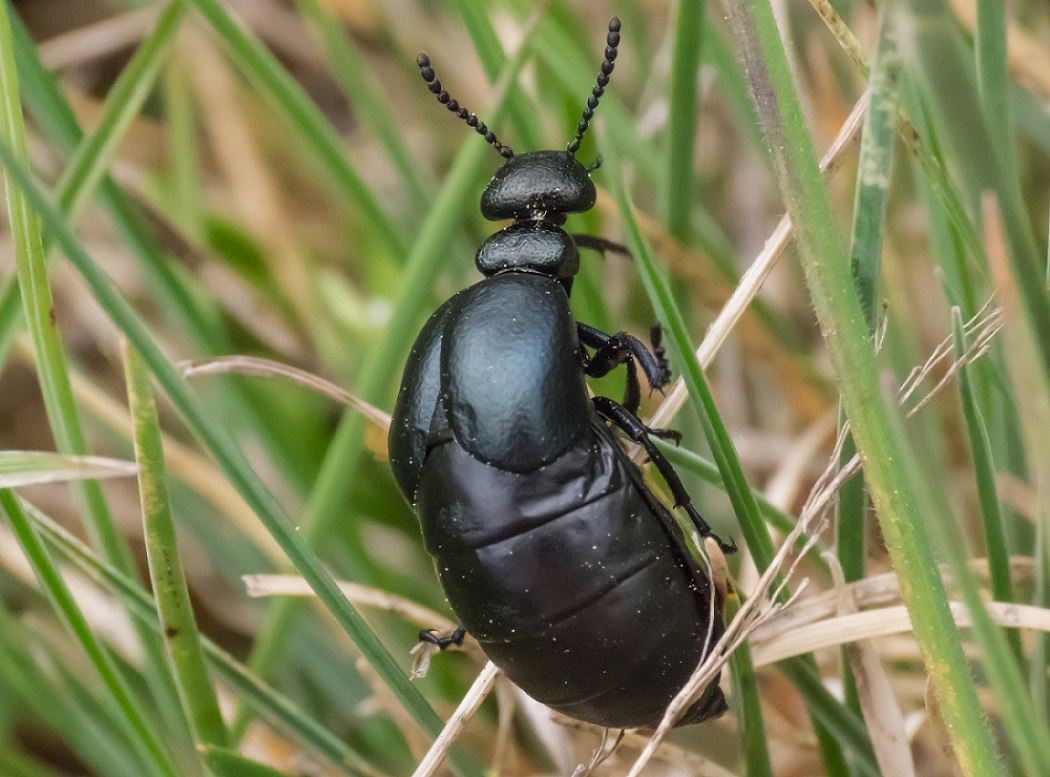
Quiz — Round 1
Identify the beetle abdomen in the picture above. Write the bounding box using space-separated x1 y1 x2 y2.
415 422 726 729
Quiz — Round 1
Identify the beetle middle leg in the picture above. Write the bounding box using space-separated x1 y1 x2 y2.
593 396 736 553
578 323 670 414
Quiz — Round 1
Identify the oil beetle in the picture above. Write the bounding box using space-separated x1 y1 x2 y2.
389 18 731 729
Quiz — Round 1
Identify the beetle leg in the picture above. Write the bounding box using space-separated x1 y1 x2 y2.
593 396 736 554
418 626 467 651
650 323 672 386
571 234 631 257
577 323 669 415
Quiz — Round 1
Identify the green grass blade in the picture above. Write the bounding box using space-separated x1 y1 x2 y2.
55 0 186 220
202 748 289 777
184 0 404 257
0 6 200 741
0 141 484 776
607 126 868 776
0 743 53 777
605 140 772 566
5 9 319 496
124 342 229 751
726 597 772 777
666 0 705 243
837 9 900 740
22 498 375 776
950 312 1018 622
294 0 431 211
0 491 180 777
162 56 205 239
975 0 1017 190
950 310 1050 775
448 0 542 151
908 1 1050 384
725 0 1002 773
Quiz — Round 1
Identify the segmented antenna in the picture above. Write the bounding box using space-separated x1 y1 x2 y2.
417 53 514 159
567 17 621 155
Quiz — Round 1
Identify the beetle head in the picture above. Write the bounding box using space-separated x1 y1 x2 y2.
479 151 596 223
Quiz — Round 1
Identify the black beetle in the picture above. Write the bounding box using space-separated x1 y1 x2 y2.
389 18 730 729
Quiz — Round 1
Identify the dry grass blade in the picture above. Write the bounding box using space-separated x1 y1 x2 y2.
751 600 1050 666
571 728 625 777
410 662 501 777
181 355 392 431
827 555 915 777
645 90 868 434
897 300 1003 415
750 556 1036 640
0 451 139 487
37 6 160 69
243 573 479 648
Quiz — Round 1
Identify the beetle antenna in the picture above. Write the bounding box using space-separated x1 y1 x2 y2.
567 17 621 156
417 53 514 159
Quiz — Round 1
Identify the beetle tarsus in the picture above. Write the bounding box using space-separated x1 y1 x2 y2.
650 324 672 387
593 396 735 553
418 626 467 651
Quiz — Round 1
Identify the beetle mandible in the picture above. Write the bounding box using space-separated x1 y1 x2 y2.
389 17 732 729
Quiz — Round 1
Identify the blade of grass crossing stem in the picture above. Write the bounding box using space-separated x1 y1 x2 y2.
974 0 1018 197
666 0 704 243
0 4 195 740
230 31 538 741
22 498 375 777
124 342 229 751
950 312 1050 777
907 2 1050 383
184 0 403 257
163 56 205 239
838 8 900 738
294 0 431 211
950 311 1020 648
0 143 482 777
838 8 902 562
0 609 141 777
604 139 864 775
725 0 1002 773
805 0 989 279
726 596 772 777
0 491 181 777
6 11 317 496
55 0 186 220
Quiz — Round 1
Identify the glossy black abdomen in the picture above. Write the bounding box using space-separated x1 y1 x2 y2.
416 421 725 729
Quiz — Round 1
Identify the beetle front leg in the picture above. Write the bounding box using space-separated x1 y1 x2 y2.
593 396 736 554
578 323 670 414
